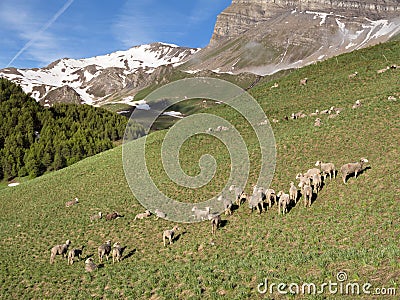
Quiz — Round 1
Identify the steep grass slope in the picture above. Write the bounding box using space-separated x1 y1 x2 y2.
0 41 399 299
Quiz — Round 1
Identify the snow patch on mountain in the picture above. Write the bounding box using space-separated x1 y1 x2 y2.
0 43 200 105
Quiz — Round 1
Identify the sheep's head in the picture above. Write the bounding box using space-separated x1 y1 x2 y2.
315 161 321 167
173 225 180 231
113 242 120 248
106 240 111 245
66 240 71 245
277 191 283 197
85 258 94 264
360 158 369 163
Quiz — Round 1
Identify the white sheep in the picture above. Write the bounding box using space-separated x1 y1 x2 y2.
377 66 389 74
348 71 358 79
304 168 321 179
209 213 221 235
134 210 151 220
264 188 276 208
302 184 313 207
98 240 112 263
154 209 166 220
352 100 362 109
217 195 232 215
65 197 79 207
50 240 71 264
112 242 124 264
299 78 308 85
67 246 84 265
296 173 311 188
312 173 322 193
90 212 102 222
192 206 211 220
277 191 290 215
85 258 98 272
229 185 245 206
314 118 322 127
315 161 336 180
289 182 298 203
163 225 179 247
340 158 369 184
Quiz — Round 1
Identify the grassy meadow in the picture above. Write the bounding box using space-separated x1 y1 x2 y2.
0 41 399 299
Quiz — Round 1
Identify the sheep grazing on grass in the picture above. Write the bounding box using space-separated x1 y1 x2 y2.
105 212 122 221
377 66 389 74
163 225 179 247
50 240 71 264
302 184 313 207
154 209 166 220
289 182 298 203
98 240 112 263
270 82 279 89
209 213 221 235
229 185 244 206
348 71 358 79
67 246 84 265
291 112 306 119
312 173 322 193
65 197 79 207
134 210 151 220
329 106 342 114
217 195 232 215
90 212 102 222
340 158 369 184
277 191 290 215
352 100 361 109
387 96 397 101
192 206 211 220
314 118 322 127
85 258 98 273
304 168 321 179
309 109 319 117
296 173 311 188
248 186 266 213
315 161 336 180
264 189 276 208
112 242 124 264
299 78 308 85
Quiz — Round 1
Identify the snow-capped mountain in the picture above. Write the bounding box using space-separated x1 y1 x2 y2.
184 1 400 75
0 43 199 106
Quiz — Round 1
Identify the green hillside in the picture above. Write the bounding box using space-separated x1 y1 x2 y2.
0 41 399 299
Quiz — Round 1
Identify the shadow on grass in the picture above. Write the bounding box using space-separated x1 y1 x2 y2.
123 248 136 260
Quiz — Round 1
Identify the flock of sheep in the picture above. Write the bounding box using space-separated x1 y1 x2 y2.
49 64 386 270
50 199 126 272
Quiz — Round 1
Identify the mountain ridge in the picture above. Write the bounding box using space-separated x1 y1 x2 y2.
1 1 399 105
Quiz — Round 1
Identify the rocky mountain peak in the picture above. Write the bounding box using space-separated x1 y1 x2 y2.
211 0 400 43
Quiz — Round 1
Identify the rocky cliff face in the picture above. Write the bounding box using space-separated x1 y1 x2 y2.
211 0 400 43
182 0 400 75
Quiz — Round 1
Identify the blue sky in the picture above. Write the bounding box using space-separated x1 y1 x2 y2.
0 0 231 69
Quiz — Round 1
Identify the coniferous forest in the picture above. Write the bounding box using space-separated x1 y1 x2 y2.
0 78 144 180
